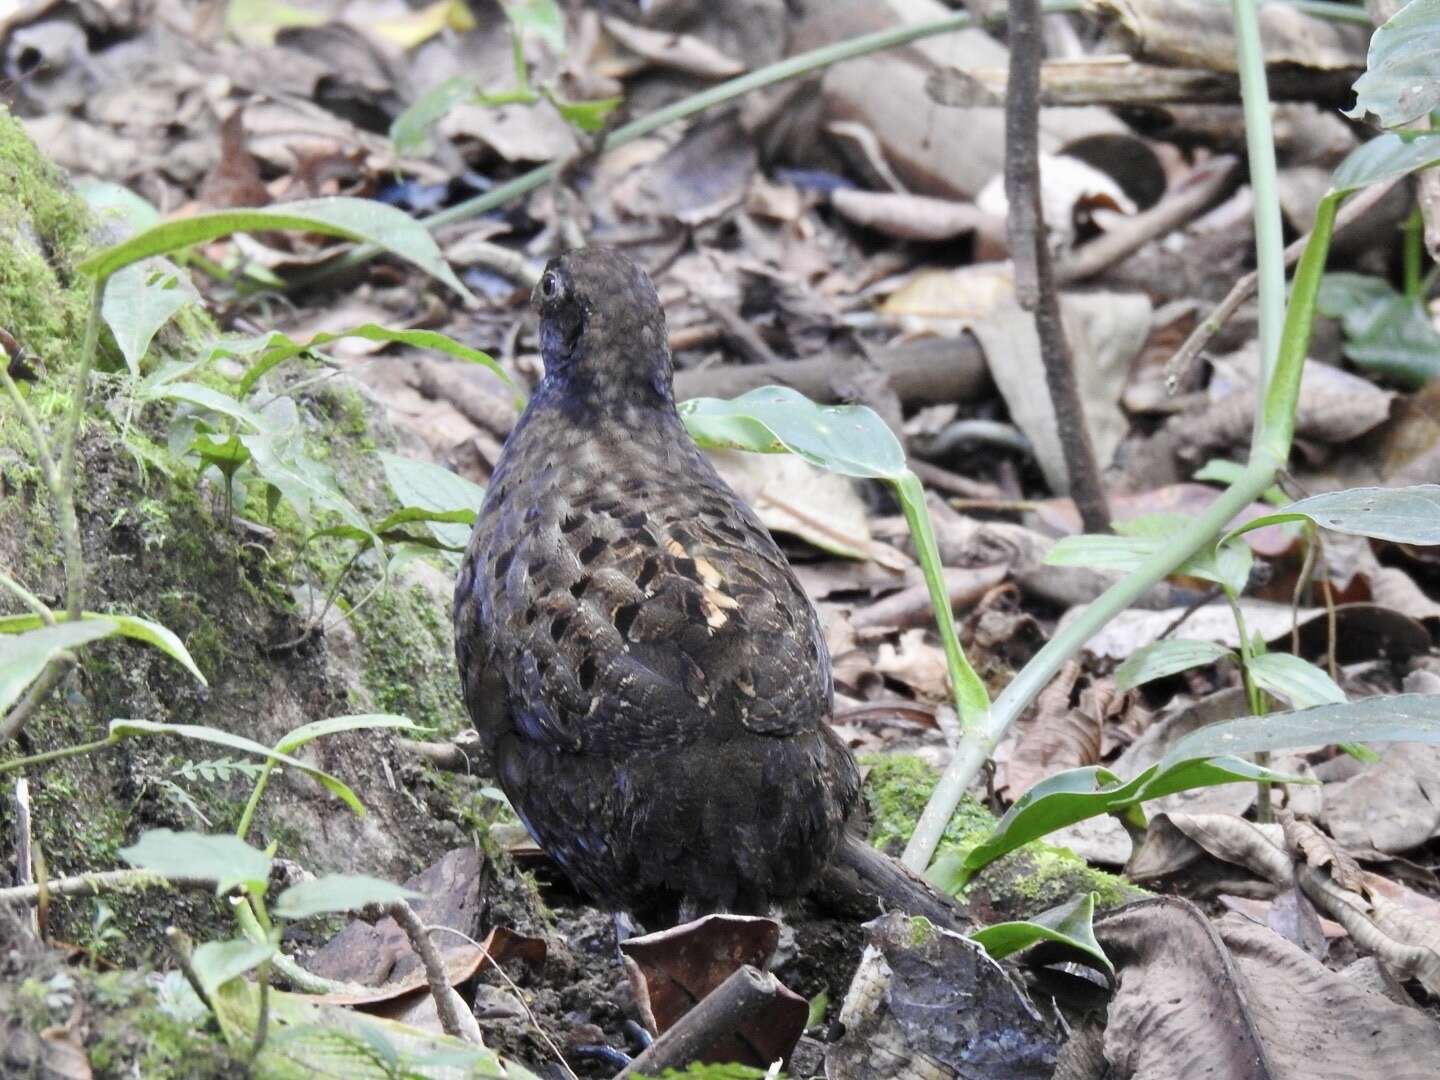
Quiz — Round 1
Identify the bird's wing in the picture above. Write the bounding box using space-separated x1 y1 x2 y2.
469 467 831 753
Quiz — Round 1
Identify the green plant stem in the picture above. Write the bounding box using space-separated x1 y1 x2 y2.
895 471 990 733
0 570 55 624
235 761 277 842
0 731 118 773
297 2 1080 286
1225 589 1274 820
1403 205 1424 299
902 452 1283 871
1232 0 1286 444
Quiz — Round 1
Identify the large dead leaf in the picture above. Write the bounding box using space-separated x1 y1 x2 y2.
827 912 1060 1080
1091 898 1440 1080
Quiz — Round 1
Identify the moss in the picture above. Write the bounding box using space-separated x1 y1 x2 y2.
860 754 1145 917
353 571 467 735
0 106 94 378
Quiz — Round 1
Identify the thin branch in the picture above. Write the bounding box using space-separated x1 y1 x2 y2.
385 900 477 1045
1005 0 1110 533
0 866 209 906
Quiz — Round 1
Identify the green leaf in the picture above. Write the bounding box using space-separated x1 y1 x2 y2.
1318 272 1440 387
102 261 198 377
504 0 565 52
0 612 205 686
544 89 622 133
1194 459 1287 504
1114 639 1236 690
1226 485 1440 546
1247 653 1347 709
948 756 1297 886
390 76 479 155
77 197 474 303
1160 693 1440 769
76 180 160 234
1182 536 1253 594
271 713 423 755
109 720 366 815
0 620 118 713
380 452 485 550
1347 0 1440 128
118 829 272 896
232 324 511 398
1331 131 1440 195
680 386 907 480
191 938 277 999
1044 533 1160 572
969 892 1112 976
241 433 374 540
273 874 420 919
148 382 275 433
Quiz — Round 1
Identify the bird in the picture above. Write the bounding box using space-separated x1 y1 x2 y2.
454 248 951 930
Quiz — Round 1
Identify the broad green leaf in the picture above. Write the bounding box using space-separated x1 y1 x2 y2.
232 323 511 397
77 179 160 234
1226 485 1440 546
1347 0 1440 128
391 76 480 155
118 829 272 896
380 452 485 550
191 938 277 999
0 620 118 713
0 612 205 686
1248 653 1346 709
505 0 565 52
242 433 373 539
1318 272 1440 387
969 892 1112 976
1182 536 1253 594
273 874 420 919
149 382 274 433
1331 131 1440 195
949 756 1296 886
1114 639 1235 691
102 261 198 377
1044 533 1160 572
1160 694 1440 769
272 713 422 755
680 387 907 480
77 197 474 302
110 720 365 815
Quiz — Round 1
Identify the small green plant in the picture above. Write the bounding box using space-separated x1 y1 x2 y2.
80 900 128 965
389 0 621 155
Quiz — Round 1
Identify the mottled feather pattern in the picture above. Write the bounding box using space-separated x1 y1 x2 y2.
454 249 859 923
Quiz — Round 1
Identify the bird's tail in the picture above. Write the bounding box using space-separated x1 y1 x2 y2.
816 832 967 932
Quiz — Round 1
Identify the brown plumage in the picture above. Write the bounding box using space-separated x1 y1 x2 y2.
453 248 862 926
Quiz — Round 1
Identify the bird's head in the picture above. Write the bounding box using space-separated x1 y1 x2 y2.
532 248 673 404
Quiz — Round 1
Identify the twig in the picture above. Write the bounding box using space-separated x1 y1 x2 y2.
385 900 477 1045
1005 0 1110 533
1055 156 1241 283
0 867 209 906
617 965 781 1078
1164 176 1400 391
672 336 989 410
165 927 217 1017
429 925 579 1080
12 780 37 937
396 732 482 773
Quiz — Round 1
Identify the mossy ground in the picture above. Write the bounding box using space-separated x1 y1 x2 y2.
861 754 1144 915
1 106 496 1075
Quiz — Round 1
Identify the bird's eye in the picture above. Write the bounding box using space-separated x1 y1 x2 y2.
540 272 561 300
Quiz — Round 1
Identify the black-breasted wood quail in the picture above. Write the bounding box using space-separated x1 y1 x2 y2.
454 248 872 927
